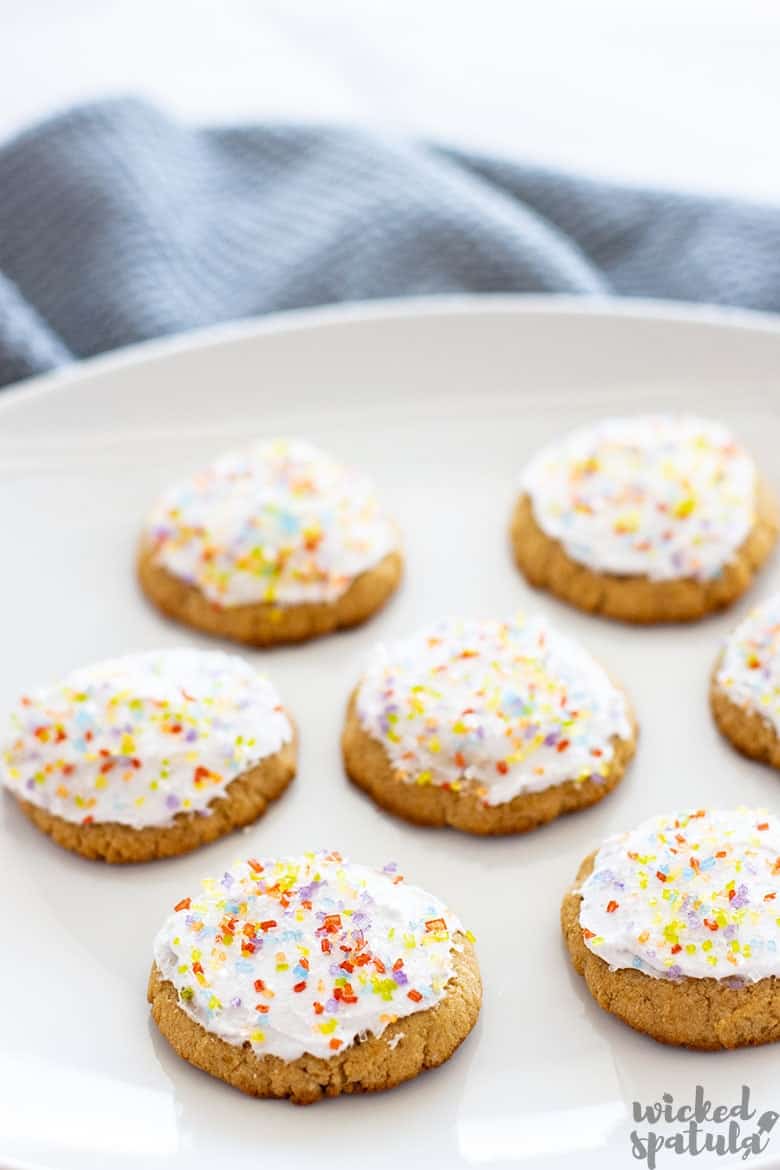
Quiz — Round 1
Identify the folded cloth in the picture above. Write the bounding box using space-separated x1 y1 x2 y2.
1 97 779 388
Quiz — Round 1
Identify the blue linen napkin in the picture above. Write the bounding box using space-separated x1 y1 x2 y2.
1 97 779 388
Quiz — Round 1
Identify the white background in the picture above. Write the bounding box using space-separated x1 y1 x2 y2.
2 0 780 201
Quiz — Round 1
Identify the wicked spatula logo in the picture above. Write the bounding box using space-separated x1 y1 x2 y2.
631 1086 778 1167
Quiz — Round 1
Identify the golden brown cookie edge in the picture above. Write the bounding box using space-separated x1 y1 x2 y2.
147 935 481 1104
561 851 780 1050
710 651 780 771
14 732 297 863
138 541 403 646
342 689 637 836
511 478 779 624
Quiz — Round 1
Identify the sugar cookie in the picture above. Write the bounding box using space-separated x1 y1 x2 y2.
139 438 402 646
512 415 778 623
149 852 480 1103
0 648 295 862
712 592 780 769
562 808 780 1049
343 615 636 834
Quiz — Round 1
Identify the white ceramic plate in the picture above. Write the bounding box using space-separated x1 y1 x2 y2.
2 296 780 1170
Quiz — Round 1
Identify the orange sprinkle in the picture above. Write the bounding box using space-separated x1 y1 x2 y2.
174 897 191 912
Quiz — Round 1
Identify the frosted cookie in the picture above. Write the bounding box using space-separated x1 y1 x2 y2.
0 648 296 862
711 593 780 769
342 615 636 835
562 808 780 1050
512 415 778 624
148 851 480 1103
138 438 402 646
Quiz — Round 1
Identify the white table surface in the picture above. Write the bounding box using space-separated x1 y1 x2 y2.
2 0 780 203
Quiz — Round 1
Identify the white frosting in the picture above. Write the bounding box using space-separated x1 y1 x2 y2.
355 615 632 805
0 649 292 829
716 593 780 735
579 809 780 982
522 415 756 581
145 438 398 607
153 853 466 1061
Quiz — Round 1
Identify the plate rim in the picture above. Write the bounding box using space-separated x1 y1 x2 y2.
3 292 780 413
